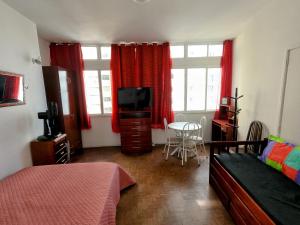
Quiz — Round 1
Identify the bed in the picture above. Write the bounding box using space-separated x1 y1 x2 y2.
209 140 300 225
0 162 136 225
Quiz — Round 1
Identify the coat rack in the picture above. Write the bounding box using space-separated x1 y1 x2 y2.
228 88 243 141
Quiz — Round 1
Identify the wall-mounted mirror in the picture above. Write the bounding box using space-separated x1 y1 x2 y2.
0 71 25 107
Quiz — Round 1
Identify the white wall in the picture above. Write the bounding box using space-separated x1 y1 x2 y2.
82 112 214 148
233 0 300 140
0 1 46 179
38 37 51 66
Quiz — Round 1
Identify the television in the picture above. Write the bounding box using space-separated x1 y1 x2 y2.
118 87 152 110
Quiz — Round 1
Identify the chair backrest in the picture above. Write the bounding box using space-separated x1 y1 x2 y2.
182 122 200 144
175 113 186 122
246 120 263 153
246 121 263 141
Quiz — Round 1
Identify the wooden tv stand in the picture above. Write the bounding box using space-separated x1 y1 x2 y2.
119 108 152 154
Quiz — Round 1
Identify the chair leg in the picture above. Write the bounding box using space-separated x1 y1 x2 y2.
181 148 184 166
163 144 167 154
165 144 170 160
194 144 200 166
201 142 207 159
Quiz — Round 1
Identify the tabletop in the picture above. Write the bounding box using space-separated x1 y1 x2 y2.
168 122 201 131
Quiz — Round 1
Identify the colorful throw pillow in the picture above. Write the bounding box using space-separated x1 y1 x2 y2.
265 142 294 171
282 147 300 185
268 134 285 143
259 135 300 185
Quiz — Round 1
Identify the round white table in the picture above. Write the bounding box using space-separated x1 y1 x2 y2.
168 122 201 131
168 122 201 157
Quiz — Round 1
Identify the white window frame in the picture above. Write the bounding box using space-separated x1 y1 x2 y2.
81 45 99 60
171 42 222 113
100 45 112 60
82 44 112 117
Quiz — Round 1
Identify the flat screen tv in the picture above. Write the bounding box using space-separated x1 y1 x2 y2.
118 87 152 110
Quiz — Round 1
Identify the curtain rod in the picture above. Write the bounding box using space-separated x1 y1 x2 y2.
52 43 76 46
113 42 168 45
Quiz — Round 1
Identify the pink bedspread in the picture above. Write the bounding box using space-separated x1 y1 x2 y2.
0 162 135 225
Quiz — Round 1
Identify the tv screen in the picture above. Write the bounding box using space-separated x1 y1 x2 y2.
118 87 152 110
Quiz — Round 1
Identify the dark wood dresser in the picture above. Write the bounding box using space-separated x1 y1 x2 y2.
119 109 152 154
30 134 69 165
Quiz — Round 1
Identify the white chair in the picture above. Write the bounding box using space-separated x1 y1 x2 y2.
163 118 181 160
190 116 207 157
174 113 186 137
181 122 201 166
175 113 186 122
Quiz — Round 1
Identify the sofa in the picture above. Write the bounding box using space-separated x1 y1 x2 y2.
209 139 300 225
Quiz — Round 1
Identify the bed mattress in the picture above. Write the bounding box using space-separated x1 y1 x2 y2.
0 162 135 225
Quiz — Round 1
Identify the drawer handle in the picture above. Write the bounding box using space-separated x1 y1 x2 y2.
58 142 65 147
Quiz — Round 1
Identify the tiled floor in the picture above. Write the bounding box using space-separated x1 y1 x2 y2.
73 146 233 225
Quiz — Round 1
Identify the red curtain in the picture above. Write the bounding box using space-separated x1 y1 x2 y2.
111 42 174 132
214 40 233 119
50 43 91 129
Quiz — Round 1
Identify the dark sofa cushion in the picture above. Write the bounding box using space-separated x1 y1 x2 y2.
215 153 300 225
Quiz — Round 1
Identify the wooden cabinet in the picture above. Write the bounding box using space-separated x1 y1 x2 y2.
42 66 82 155
212 119 234 141
119 110 152 154
31 134 69 165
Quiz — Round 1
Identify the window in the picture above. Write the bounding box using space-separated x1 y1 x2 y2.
187 68 206 110
208 44 223 57
81 46 98 60
171 69 185 111
188 45 207 57
81 43 222 114
170 43 222 112
83 70 101 114
206 68 221 110
101 70 112 113
101 47 111 60
170 45 184 58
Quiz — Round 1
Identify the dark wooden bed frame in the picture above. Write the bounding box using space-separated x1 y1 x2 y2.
209 140 276 225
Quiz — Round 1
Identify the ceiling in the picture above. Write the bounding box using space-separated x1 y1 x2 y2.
3 0 270 43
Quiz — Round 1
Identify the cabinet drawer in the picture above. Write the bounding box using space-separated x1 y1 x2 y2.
55 140 67 151
120 125 150 132
121 145 152 153
120 119 151 126
56 153 68 164
55 146 68 160
121 136 151 146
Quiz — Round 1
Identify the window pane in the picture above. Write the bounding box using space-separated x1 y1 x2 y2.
170 45 184 58
208 44 223 57
207 68 221 110
188 45 207 57
101 47 111 60
101 70 112 113
187 68 206 110
171 69 185 111
81 47 98 60
83 70 101 114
